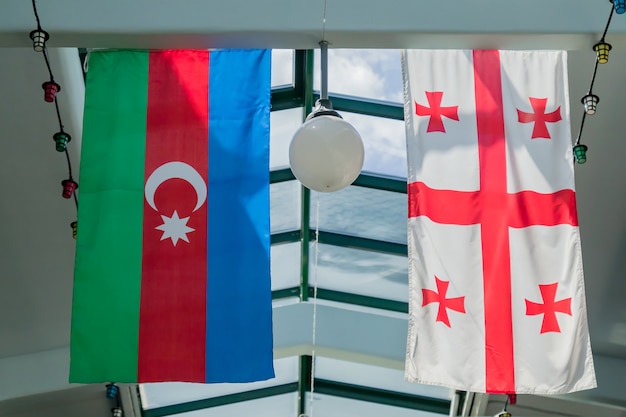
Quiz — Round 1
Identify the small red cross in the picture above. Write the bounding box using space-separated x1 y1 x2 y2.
415 91 459 133
517 97 561 139
422 275 466 327
525 282 572 334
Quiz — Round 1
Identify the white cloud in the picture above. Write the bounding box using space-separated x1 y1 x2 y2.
270 107 303 169
314 49 403 103
271 50 294 87
341 112 407 178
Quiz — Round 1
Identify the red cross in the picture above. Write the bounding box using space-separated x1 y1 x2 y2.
517 97 561 139
525 283 572 334
422 276 466 327
415 91 459 133
408 51 578 394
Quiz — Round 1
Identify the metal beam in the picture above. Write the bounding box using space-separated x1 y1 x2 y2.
314 93 404 120
316 230 407 256
4 0 624 49
314 379 450 414
143 383 298 417
299 50 314 302
311 288 408 313
297 356 313 416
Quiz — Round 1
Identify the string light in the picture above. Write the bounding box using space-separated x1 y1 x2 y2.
105 383 123 417
105 383 119 399
593 40 612 64
573 144 589 164
573 1 616 164
29 28 49 52
581 94 599 115
42 80 60 103
493 394 514 417
61 179 78 199
29 0 78 236
53 131 71 152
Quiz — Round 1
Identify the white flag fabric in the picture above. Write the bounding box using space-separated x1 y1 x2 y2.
402 50 596 394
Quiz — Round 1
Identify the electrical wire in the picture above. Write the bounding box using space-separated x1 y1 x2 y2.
574 2 615 148
30 0 79 212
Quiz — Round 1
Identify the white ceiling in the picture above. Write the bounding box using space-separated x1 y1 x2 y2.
3 0 626 414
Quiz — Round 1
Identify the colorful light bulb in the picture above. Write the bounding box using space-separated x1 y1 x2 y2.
106 383 119 399
29 29 49 52
42 81 61 103
53 131 72 152
593 41 612 64
573 144 588 164
61 179 78 199
71 221 77 239
581 94 599 115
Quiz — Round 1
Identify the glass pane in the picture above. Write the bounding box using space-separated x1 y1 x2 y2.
270 180 301 233
271 242 301 291
314 49 403 103
271 107 303 170
315 357 451 400
306 393 446 417
140 357 298 409
271 49 294 87
310 186 407 244
340 112 407 179
309 243 407 301
174 393 297 417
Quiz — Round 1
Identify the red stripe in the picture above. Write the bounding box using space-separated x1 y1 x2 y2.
408 182 480 224
508 190 578 228
138 50 209 382
472 50 515 393
408 183 578 229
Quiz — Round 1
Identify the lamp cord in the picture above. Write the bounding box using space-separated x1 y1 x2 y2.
320 40 329 100
601 3 614 41
31 0 42 30
321 0 328 42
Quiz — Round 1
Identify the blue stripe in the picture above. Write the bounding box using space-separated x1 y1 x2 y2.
206 49 274 382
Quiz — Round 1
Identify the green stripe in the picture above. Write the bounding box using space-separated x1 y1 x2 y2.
70 50 148 382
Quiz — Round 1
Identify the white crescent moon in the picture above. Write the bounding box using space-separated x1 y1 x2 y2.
145 161 207 213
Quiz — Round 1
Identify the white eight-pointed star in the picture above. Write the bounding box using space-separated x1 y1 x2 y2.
155 210 195 246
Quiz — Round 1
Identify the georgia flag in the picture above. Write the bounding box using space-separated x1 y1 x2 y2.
402 49 596 394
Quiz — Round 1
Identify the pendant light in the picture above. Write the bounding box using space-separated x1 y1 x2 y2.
289 41 364 192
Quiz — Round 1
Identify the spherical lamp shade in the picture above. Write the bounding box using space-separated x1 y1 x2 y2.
289 115 364 192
